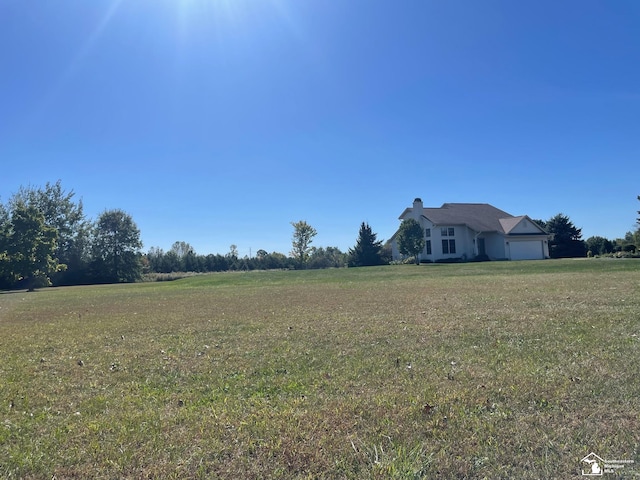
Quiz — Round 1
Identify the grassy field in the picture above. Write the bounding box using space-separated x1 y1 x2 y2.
1 259 639 479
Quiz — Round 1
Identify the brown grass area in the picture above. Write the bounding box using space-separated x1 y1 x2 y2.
0 261 639 478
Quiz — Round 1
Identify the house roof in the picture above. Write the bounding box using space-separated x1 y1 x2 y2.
390 202 549 242
499 215 526 234
419 203 515 233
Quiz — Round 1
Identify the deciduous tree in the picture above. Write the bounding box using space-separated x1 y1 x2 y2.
615 231 640 253
308 246 347 269
4 204 64 290
169 241 197 271
585 236 613 256
9 181 89 284
0 203 11 288
171 241 194 259
91 209 142 283
290 220 317 268
397 218 425 264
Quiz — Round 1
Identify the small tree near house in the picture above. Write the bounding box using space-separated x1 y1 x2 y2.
396 218 425 265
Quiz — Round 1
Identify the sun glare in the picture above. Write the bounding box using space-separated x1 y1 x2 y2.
171 0 302 39
35 0 303 121
34 0 126 123
174 0 250 27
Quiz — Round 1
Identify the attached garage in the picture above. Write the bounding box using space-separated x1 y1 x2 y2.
508 240 545 260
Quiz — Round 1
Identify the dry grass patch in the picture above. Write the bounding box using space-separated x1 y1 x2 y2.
1 260 639 478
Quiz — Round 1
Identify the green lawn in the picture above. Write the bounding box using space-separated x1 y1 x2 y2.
1 259 639 479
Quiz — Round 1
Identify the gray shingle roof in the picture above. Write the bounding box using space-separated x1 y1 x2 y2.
499 216 527 234
420 203 514 233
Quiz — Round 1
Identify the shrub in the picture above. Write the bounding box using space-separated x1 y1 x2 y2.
436 257 463 263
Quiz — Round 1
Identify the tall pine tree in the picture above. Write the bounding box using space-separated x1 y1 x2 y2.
545 213 585 258
348 222 385 267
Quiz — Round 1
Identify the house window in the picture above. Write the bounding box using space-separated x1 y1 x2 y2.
426 240 432 255
441 227 448 237
425 228 431 237
442 239 456 254
441 227 455 237
448 227 455 237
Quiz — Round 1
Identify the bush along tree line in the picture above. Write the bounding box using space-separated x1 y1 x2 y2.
534 204 640 258
0 182 393 289
145 221 390 274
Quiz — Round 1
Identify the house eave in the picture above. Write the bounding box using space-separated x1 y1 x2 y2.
505 233 551 237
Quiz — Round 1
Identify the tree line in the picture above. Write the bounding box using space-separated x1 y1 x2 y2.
0 182 145 289
0 182 390 290
144 221 390 276
1 182 638 290
534 211 640 258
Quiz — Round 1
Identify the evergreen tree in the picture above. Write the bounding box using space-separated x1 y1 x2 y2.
348 222 385 267
531 219 547 231
546 213 586 258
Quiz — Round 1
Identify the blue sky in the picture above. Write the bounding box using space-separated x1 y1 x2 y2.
1 0 639 257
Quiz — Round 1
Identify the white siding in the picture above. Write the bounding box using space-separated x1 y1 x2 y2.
483 233 507 260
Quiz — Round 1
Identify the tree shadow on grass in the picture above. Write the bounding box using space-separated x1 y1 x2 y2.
0 289 31 295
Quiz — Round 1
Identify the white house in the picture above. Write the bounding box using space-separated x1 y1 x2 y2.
390 198 550 262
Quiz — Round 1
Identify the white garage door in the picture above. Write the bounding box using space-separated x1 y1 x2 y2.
510 241 543 260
